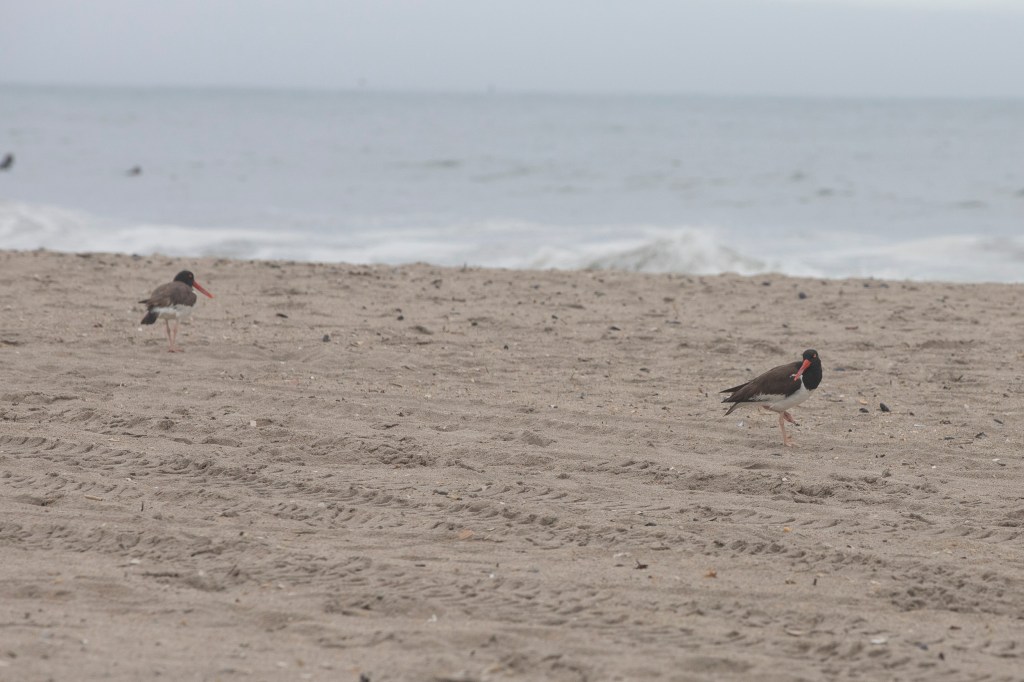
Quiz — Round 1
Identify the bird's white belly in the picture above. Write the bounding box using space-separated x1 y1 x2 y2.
754 382 813 413
151 305 194 321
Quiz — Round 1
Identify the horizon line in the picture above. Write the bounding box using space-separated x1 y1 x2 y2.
2 80 1023 103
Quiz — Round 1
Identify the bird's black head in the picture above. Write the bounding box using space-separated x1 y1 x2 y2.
172 270 214 298
797 349 822 389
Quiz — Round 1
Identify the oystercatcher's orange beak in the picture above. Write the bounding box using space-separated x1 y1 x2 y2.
193 281 214 298
793 359 811 381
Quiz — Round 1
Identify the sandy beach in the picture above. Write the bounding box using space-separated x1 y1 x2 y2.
2 248 1023 681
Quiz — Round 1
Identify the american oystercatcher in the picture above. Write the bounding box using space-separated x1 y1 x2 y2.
139 270 214 352
721 349 822 447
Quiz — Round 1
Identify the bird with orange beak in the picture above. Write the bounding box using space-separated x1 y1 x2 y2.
720 349 823 446
139 270 214 352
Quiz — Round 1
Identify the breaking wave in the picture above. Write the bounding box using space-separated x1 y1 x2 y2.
2 200 1022 282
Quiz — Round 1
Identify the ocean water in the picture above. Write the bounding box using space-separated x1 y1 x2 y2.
1 85 1022 281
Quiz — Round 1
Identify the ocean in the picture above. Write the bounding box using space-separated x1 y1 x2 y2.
1 85 1022 282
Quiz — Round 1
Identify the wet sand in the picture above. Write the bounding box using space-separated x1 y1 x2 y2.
2 249 1023 681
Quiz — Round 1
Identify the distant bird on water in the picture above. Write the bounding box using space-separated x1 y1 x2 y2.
721 349 822 447
139 270 214 352
0 153 13 171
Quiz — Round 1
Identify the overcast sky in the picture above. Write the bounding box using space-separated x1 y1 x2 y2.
1 0 1022 97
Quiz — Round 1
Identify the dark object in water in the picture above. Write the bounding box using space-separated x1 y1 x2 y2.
0 153 13 171
127 165 142 176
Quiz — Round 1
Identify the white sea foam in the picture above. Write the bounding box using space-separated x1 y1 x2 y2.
3 200 1023 282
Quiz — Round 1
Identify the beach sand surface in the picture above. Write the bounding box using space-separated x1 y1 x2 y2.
2 249 1023 681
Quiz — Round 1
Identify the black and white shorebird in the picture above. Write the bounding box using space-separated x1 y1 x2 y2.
139 270 214 352
721 349 822 447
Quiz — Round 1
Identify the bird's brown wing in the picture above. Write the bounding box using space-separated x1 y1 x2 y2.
721 360 803 414
140 282 195 309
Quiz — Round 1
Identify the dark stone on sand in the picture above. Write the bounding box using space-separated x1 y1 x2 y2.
322 334 331 342
879 402 891 412
798 291 808 300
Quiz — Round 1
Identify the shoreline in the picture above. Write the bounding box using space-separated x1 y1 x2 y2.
2 249 1023 680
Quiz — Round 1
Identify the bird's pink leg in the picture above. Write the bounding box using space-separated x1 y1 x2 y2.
164 320 174 352
778 413 794 447
170 319 183 352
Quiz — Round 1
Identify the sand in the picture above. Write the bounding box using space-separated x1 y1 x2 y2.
2 249 1023 681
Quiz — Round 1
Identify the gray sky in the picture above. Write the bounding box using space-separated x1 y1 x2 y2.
1 0 1022 97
